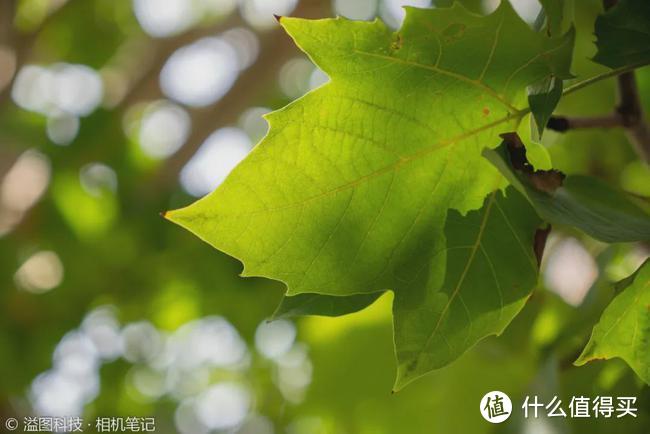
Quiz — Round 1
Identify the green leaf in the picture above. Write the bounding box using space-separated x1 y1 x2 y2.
593 0 650 69
394 187 542 389
528 75 563 139
528 1 575 138
166 3 571 386
167 2 569 296
273 292 382 319
539 0 574 36
528 20 575 139
575 260 650 385
484 133 650 243
538 0 560 34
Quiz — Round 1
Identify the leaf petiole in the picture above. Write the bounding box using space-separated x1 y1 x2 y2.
562 60 650 96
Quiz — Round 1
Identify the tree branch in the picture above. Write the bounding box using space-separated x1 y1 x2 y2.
146 0 329 192
114 15 246 109
547 69 650 163
0 0 74 104
150 27 297 190
546 114 623 132
616 71 650 162
0 0 18 96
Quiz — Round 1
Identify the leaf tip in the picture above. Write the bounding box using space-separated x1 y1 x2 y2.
161 208 182 223
391 378 412 393
392 362 420 392
160 205 199 229
273 14 283 23
573 341 601 367
574 354 605 367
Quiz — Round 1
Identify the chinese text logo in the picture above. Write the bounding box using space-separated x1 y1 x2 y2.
480 391 512 423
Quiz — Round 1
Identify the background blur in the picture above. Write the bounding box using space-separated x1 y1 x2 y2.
1 0 649 433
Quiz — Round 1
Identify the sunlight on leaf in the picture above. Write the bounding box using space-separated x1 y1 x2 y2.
167 2 572 387
575 260 650 385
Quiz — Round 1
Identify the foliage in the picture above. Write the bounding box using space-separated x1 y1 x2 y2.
2 0 650 433
168 0 650 390
576 259 650 384
592 0 650 69
484 133 650 243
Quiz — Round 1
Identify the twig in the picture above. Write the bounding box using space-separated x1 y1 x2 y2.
546 114 623 132
616 72 650 162
606 0 650 161
547 0 650 165
550 0 649 162
0 0 18 96
561 60 649 97
547 69 650 163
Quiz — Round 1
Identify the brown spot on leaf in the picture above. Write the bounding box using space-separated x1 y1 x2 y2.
391 34 403 51
482 107 490 117
500 132 566 194
500 132 529 171
529 171 565 193
442 23 466 43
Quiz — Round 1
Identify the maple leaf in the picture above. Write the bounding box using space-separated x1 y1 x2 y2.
166 2 573 387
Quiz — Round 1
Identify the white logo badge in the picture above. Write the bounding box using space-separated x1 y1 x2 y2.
480 390 512 423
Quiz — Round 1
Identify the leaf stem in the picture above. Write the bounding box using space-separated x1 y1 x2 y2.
561 61 650 97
